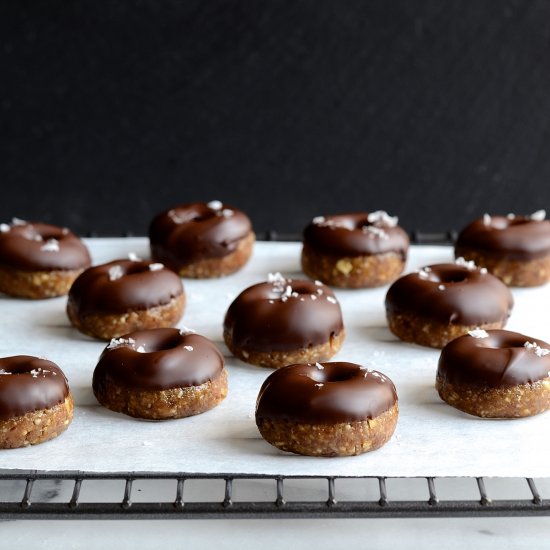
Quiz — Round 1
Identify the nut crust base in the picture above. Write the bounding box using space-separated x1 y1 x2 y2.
156 231 255 279
0 394 74 449
256 403 398 457
455 248 550 287
93 368 228 420
67 294 186 341
0 266 85 299
223 330 345 369
386 310 506 349
436 375 550 418
301 245 406 288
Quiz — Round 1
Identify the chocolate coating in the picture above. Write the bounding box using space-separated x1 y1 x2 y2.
438 330 550 388
0 221 91 271
256 362 398 423
149 202 253 268
455 215 550 261
0 356 70 420
303 213 409 258
93 329 224 391
223 277 344 352
385 263 513 325
68 259 184 316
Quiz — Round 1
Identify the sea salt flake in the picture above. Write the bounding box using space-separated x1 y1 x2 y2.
480 267 488 274
310 294 317 300
0 369 10 375
363 225 389 239
268 272 285 284
314 383 324 388
438 284 445 291
367 210 398 228
11 217 26 226
183 345 194 351
108 265 124 281
314 280 323 286
40 238 59 252
315 363 324 370
268 299 275 304
469 329 489 339
312 216 326 225
207 200 223 211
507 213 516 220
326 296 337 304
483 213 492 226
455 257 477 270
530 209 546 221
108 337 136 349
32 234 43 242
524 341 550 357
417 267 431 279
136 345 146 353
128 252 140 261
179 326 196 335
0 223 10 233
149 263 164 271
221 208 233 218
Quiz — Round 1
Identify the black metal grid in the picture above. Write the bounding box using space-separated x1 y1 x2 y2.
1 233 547 520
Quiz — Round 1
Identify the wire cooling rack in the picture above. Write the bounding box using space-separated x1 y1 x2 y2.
0 231 548 520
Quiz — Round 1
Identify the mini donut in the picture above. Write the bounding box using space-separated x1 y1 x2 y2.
256 362 398 457
223 273 345 368
0 218 91 298
0 356 73 448
93 328 227 420
455 210 550 287
149 200 255 278
436 329 550 418
301 211 409 288
67 257 185 340
385 258 514 348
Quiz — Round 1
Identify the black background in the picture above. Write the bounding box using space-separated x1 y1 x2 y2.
2 0 549 237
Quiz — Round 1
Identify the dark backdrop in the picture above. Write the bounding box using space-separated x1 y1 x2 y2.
2 0 550 237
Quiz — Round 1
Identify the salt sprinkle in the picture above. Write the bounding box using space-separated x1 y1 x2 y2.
107 337 136 350
507 213 516 220
128 252 140 262
483 213 492 226
363 225 389 239
314 280 323 286
310 294 317 300
149 263 164 271
0 223 10 233
179 326 196 335
268 272 286 284
0 369 10 375
367 210 398 228
108 265 124 281
469 329 489 339
417 267 431 279
136 345 146 353
316 288 323 295
32 234 43 242
312 216 326 225
480 267 488 274
455 257 477 270
207 200 223 211
221 208 233 218
11 217 26 226
184 345 194 351
62 227 70 235
314 383 324 388
167 209 185 224
438 284 445 291
268 300 275 304
40 238 60 252
524 341 550 357
315 363 324 370
326 296 337 304
530 209 546 221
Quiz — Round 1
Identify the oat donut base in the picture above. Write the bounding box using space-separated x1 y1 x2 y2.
0 394 74 449
387 311 506 349
223 329 345 369
175 231 255 278
94 368 228 420
301 245 405 288
67 294 186 341
257 403 398 457
436 375 550 418
0 266 85 299
456 248 550 287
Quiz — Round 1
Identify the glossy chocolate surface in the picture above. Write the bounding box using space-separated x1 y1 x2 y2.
438 330 550 387
303 212 409 258
68 259 184 316
385 262 513 325
256 362 397 423
93 328 224 391
0 221 91 271
0 356 70 420
455 215 550 260
223 276 344 352
149 201 252 269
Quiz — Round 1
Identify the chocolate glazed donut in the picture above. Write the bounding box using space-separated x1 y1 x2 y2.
93 328 227 419
437 329 550 418
0 220 91 298
223 274 345 368
256 362 398 456
385 260 514 348
301 211 409 288
0 356 74 448
455 212 550 286
67 258 185 340
149 201 255 278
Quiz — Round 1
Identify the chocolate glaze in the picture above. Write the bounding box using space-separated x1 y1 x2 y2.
455 215 550 260
149 202 253 269
303 213 409 258
0 356 70 420
0 221 91 271
67 259 184 316
256 362 397 423
93 329 224 391
438 330 550 388
223 276 344 352
385 263 513 325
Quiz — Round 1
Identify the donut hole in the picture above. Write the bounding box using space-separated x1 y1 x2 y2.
141 332 185 353
309 366 358 384
441 274 468 284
